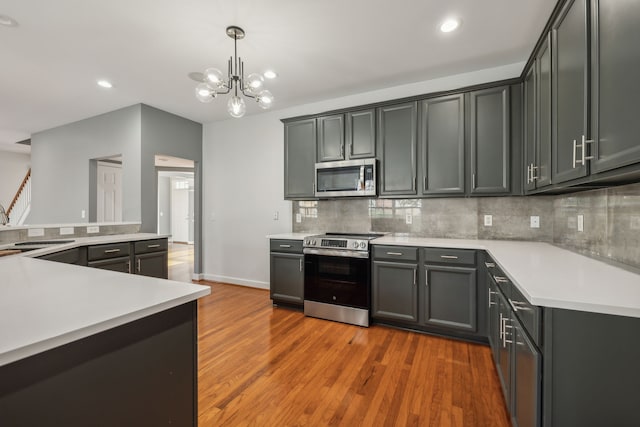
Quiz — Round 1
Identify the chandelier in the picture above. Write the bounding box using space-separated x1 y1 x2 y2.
194 25 274 118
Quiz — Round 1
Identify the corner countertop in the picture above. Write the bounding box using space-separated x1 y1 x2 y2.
0 256 210 367
266 233 316 240
374 236 640 319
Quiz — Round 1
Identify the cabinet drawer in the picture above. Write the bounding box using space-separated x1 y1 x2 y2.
270 239 303 253
510 284 542 347
423 248 476 266
373 245 418 262
88 242 131 261
134 238 168 254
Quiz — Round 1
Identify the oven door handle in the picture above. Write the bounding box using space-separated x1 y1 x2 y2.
303 248 369 258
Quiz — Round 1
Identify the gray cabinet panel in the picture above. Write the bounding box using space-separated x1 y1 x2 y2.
524 66 536 192
317 115 344 162
591 0 640 173
423 265 477 332
346 109 376 159
88 256 131 273
284 119 316 199
87 242 130 261
270 252 304 305
470 86 511 194
552 0 589 184
372 261 418 322
419 94 465 195
134 251 168 279
496 291 512 411
512 321 541 427
38 247 86 265
536 36 553 188
377 102 418 196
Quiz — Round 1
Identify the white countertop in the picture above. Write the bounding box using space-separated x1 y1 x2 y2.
266 233 316 240
374 236 640 318
0 256 210 367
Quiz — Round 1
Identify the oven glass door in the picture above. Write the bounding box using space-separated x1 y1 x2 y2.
304 254 370 309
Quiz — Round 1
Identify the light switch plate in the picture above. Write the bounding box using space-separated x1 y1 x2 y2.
28 227 45 237
295 213 302 223
59 227 74 235
530 216 540 229
405 212 412 225
577 214 584 232
484 215 492 227
86 225 100 234
273 211 279 220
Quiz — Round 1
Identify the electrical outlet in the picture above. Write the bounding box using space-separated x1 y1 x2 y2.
59 227 74 235
484 215 493 227
273 211 279 221
295 213 302 223
405 212 412 225
530 216 540 229
86 225 100 234
81 210 86 219
577 214 584 232
28 227 45 237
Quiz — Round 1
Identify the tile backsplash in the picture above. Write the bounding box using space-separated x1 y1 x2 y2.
292 182 640 269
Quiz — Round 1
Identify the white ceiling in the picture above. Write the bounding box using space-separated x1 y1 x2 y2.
0 0 558 152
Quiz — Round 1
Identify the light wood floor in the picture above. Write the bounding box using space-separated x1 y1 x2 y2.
168 242 194 282
196 282 511 426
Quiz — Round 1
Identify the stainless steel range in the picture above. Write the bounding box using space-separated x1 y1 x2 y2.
303 232 383 327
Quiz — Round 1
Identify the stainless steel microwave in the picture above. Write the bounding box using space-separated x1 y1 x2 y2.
315 159 376 198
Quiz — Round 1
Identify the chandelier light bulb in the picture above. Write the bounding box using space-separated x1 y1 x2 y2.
227 96 246 118
257 90 274 109
244 73 264 94
195 83 215 103
204 67 225 88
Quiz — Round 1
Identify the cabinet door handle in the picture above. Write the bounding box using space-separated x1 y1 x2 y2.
126 261 131 274
572 139 578 168
341 143 345 158
472 173 476 190
502 317 513 347
485 262 495 268
147 244 161 248
413 268 417 287
104 248 120 254
424 267 428 287
386 252 403 256
509 299 531 312
423 176 427 192
531 164 538 180
493 275 509 284
488 289 497 307
279 244 292 248
440 255 458 260
526 164 531 184
348 142 353 156
299 258 303 272
136 258 141 272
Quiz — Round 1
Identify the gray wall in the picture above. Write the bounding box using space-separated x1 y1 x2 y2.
140 104 202 273
292 182 640 270
30 105 141 224
0 151 30 209
157 175 171 236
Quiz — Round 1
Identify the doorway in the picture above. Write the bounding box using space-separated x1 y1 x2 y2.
91 156 123 222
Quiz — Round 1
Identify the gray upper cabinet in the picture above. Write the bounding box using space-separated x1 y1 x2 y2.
470 86 511 194
419 94 465 195
377 102 418 196
284 118 316 199
525 35 553 192
552 0 589 184
590 0 640 173
346 109 376 159
317 114 345 162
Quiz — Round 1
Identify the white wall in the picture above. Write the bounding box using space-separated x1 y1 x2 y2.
202 62 525 288
0 151 31 209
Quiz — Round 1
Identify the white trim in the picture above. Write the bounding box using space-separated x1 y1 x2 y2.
191 273 204 281
202 274 269 290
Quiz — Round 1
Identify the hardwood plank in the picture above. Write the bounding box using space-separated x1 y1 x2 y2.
197 281 511 426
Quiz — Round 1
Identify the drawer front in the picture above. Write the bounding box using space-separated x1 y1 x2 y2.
270 239 303 254
373 245 418 262
88 242 131 261
423 248 476 266
134 238 168 254
510 284 542 347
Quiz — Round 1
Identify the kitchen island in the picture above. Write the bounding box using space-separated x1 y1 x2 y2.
0 256 210 426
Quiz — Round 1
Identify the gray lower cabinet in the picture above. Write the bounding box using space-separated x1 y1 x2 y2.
88 256 132 273
377 102 418 196
133 239 168 279
38 247 86 265
419 94 465 195
372 260 418 323
512 318 541 427
87 242 132 273
551 0 589 184
590 0 640 174
469 86 511 194
423 264 477 332
284 118 316 199
270 240 304 307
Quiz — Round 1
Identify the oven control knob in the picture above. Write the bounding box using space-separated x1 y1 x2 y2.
312 240 316 245
353 241 359 248
304 239 309 245
360 242 366 249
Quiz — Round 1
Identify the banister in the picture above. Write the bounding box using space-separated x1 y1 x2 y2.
7 168 31 216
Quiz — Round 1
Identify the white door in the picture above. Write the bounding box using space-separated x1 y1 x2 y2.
171 178 190 243
97 162 122 222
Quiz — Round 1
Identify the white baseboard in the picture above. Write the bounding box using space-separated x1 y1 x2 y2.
202 274 269 290
191 273 204 281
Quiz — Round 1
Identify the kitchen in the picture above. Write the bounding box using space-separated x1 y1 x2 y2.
2 0 640 426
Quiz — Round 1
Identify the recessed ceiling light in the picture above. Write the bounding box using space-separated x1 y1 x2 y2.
97 79 113 89
440 18 461 33
0 14 19 27
263 70 278 79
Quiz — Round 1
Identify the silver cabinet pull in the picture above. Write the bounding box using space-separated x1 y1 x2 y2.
485 262 495 268
341 143 345 158
348 142 353 156
386 252 403 256
279 244 292 248
526 164 530 184
104 248 120 254
440 255 458 259
413 268 417 287
126 261 131 274
136 258 141 272
502 317 513 347
572 139 578 168
424 268 428 287
509 299 531 312
574 135 595 167
488 289 497 307
493 275 509 284
299 258 303 272
472 173 476 189
147 244 161 248
423 176 427 192
531 164 538 181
